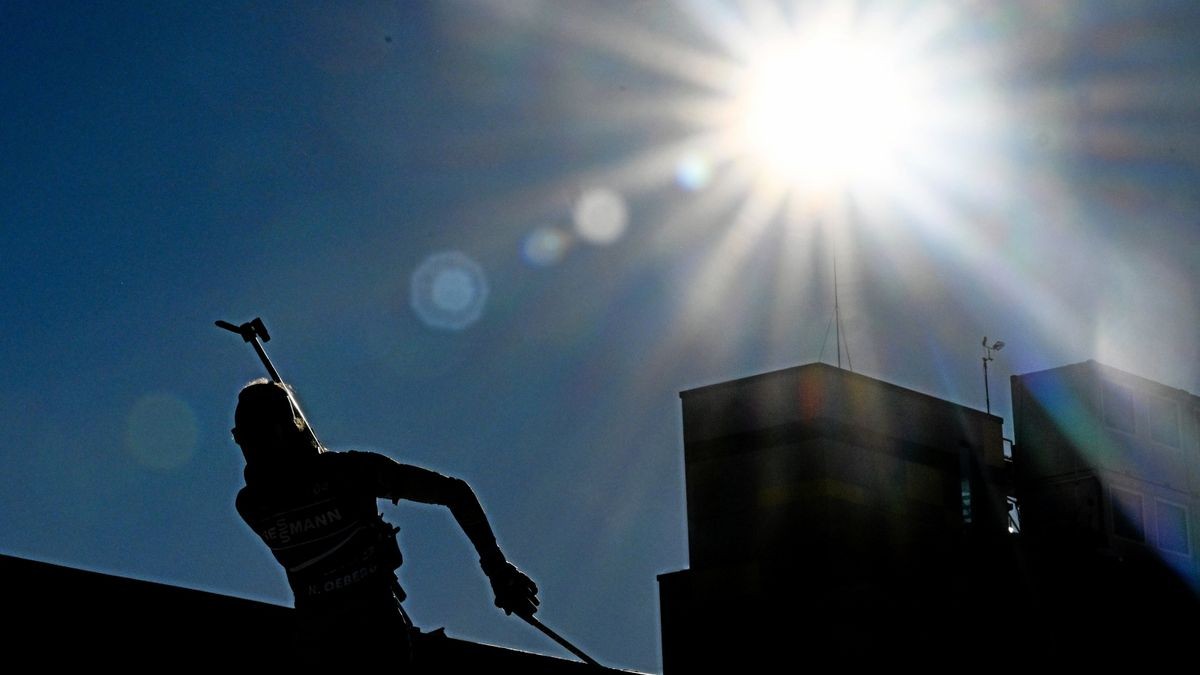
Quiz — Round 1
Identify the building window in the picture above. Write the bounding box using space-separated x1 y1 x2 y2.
1111 487 1145 543
1156 500 1190 555
1102 381 1135 433
1147 395 1180 448
961 478 972 525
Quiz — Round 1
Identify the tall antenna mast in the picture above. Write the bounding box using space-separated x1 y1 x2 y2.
817 227 852 371
834 252 842 369
831 249 852 371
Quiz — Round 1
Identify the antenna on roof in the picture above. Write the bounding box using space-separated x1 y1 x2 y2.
816 227 852 371
834 250 852 371
982 336 1005 414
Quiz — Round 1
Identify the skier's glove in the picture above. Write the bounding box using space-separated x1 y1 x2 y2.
482 557 539 617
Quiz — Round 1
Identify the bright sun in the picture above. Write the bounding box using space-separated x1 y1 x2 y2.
480 0 997 273
737 30 929 192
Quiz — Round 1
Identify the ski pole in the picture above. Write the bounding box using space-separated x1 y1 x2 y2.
519 613 602 668
216 317 323 452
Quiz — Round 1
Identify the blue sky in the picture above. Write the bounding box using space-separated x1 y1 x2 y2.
3 2 1198 671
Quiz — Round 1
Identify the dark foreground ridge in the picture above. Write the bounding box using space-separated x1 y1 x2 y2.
2 553 634 672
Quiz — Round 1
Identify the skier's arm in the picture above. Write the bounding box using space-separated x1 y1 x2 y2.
366 453 540 616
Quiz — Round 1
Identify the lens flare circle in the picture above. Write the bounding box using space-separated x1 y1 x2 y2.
676 153 713 191
410 250 490 330
573 188 629 245
522 226 571 266
125 392 198 470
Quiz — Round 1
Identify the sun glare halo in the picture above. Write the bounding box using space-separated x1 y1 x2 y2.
737 32 929 192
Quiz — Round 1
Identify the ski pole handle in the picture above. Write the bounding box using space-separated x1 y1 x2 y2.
216 317 323 452
216 319 281 382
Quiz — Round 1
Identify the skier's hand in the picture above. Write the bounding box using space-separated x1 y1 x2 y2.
483 559 539 617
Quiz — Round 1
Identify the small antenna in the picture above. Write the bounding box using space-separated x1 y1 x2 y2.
833 250 852 371
835 254 841 369
816 229 852 371
981 336 1005 414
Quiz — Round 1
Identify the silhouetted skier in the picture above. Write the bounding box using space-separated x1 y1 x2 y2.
231 379 539 667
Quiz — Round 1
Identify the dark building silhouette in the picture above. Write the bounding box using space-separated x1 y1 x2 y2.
659 361 1199 671
658 363 1014 671
1009 360 1200 652
1012 360 1198 587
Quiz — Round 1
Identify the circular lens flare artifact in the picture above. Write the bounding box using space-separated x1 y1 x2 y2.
410 250 491 331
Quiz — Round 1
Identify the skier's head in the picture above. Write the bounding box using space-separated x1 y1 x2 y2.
232 379 319 463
